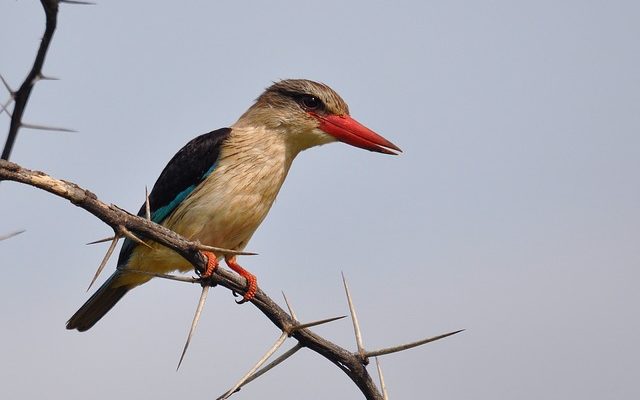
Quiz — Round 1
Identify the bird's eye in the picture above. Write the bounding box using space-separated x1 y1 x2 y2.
300 95 321 110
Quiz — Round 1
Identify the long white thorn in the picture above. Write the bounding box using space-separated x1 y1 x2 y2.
281 291 298 320
198 243 257 257
119 226 152 249
144 186 151 221
177 285 210 370
375 357 389 400
218 332 288 399
364 329 465 358
86 236 116 245
293 315 347 331
124 268 198 283
342 272 365 356
232 343 303 394
87 235 120 290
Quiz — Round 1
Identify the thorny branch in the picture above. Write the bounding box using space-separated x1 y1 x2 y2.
2 0 61 161
3 2 462 398
0 159 462 399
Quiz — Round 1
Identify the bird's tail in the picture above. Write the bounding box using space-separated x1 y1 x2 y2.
66 271 135 332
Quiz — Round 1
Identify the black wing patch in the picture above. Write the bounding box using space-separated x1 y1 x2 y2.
116 127 231 267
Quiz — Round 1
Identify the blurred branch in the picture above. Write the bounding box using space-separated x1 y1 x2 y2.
0 229 26 241
2 0 59 161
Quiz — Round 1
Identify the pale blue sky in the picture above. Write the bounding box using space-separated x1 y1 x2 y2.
1 1 639 399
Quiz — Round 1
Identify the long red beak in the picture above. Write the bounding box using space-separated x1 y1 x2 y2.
314 114 402 155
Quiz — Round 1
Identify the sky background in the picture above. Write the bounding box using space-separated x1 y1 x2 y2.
1 1 639 399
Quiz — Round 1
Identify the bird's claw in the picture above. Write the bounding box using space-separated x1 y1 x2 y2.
225 257 257 304
231 285 254 304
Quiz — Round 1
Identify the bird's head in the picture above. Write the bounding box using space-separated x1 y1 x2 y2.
238 79 401 155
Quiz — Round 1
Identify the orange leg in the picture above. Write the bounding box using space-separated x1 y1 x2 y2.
225 256 257 303
199 251 219 278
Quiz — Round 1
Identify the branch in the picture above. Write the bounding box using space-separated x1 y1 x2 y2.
2 0 59 161
1 160 462 399
0 159 384 398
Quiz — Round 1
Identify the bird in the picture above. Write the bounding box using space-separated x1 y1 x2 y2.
66 79 401 332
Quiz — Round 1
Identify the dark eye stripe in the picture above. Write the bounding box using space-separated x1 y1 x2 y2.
277 89 326 112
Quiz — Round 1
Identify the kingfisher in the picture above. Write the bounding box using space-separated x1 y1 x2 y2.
66 79 401 332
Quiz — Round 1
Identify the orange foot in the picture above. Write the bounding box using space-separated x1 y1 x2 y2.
199 251 219 278
225 256 257 304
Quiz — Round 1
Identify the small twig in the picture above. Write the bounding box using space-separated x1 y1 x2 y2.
375 357 389 400
364 329 464 358
177 285 210 370
0 229 26 241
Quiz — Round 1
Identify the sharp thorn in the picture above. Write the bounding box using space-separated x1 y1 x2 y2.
281 291 297 320
144 186 151 221
37 73 60 81
20 122 76 132
364 329 465 358
236 343 303 393
218 332 288 400
1 99 13 116
198 243 257 257
375 357 389 400
0 229 26 241
60 0 97 5
293 315 347 331
86 235 115 245
0 74 13 94
124 268 198 283
119 226 152 249
177 285 210 371
87 235 120 290
342 272 365 356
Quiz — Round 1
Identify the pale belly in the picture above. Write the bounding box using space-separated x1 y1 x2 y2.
124 151 289 280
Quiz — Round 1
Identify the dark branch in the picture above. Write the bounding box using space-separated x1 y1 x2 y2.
0 159 384 399
2 0 59 161
1 159 462 399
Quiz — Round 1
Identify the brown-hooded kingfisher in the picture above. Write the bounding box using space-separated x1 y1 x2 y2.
67 79 401 332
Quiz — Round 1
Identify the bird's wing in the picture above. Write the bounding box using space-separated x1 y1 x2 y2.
117 127 232 266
